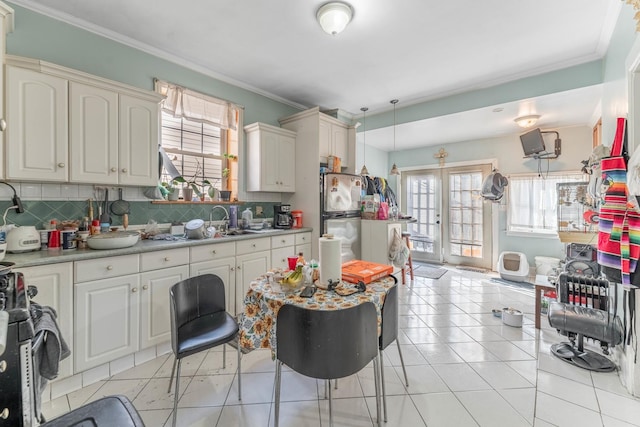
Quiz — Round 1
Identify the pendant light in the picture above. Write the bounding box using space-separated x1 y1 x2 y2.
389 99 400 176
360 107 369 176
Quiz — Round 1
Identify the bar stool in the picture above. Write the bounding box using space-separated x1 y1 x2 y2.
401 231 414 284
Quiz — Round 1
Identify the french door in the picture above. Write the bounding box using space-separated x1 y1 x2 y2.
402 164 493 269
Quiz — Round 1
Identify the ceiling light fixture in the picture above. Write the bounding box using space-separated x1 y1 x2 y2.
389 99 400 176
360 107 369 176
316 2 353 35
514 114 541 128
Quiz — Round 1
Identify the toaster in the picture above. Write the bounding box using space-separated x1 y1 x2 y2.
6 226 41 253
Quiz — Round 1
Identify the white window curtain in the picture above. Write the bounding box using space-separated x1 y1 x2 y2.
155 79 238 130
507 172 583 235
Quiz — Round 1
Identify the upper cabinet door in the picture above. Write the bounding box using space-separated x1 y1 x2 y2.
119 94 159 187
6 66 69 181
69 82 119 184
318 119 331 160
331 124 349 166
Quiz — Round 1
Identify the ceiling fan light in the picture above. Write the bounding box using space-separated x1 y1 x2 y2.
514 114 541 128
316 2 353 35
390 163 400 175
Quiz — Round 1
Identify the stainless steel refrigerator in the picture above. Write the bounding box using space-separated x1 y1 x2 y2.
320 172 363 262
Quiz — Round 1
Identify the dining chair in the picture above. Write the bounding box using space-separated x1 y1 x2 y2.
274 302 382 427
379 278 409 422
167 274 241 427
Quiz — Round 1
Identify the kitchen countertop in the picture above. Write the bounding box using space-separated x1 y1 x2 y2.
5 227 313 268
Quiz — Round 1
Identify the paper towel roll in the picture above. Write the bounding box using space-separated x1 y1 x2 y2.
319 235 342 287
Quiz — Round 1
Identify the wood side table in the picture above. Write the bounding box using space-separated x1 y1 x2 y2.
534 274 556 329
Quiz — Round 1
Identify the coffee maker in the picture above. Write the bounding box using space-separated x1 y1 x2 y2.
274 204 293 229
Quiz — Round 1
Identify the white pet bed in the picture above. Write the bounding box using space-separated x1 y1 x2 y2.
497 251 529 282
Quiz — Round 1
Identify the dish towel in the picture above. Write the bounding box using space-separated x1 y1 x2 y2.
33 305 71 420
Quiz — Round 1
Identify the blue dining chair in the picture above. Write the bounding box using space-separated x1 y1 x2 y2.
274 302 382 427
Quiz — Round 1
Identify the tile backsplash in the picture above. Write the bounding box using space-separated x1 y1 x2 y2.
0 182 279 229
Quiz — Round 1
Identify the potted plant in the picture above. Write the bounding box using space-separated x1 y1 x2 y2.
162 179 181 201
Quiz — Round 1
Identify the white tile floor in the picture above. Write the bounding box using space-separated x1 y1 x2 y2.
41 266 640 426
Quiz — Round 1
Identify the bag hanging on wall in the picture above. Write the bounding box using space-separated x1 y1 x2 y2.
597 118 640 284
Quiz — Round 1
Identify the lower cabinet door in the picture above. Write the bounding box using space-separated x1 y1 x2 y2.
139 265 189 350
74 274 140 372
271 246 294 271
235 251 270 315
189 257 236 314
16 262 74 379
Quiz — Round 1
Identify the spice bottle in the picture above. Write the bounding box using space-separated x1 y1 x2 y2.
91 219 101 235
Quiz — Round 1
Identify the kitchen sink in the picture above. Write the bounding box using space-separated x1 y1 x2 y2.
243 229 280 234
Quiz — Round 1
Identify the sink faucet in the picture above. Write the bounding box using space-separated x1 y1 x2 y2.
209 205 230 232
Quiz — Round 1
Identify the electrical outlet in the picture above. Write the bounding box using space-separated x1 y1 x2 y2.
256 205 263 216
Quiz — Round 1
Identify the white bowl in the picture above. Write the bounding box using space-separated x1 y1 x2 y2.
87 231 140 250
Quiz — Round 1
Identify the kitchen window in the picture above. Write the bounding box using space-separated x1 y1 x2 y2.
507 172 584 236
155 80 240 195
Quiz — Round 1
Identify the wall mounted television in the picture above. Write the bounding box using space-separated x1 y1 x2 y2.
519 128 546 157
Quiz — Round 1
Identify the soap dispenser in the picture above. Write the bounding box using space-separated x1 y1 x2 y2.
242 207 253 229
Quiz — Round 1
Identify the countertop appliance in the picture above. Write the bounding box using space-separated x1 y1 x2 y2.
6 226 41 253
274 204 293 229
320 173 363 262
0 264 44 426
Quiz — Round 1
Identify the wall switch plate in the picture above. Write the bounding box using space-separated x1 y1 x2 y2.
256 206 263 216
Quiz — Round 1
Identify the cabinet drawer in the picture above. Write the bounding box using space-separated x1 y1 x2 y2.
190 241 236 263
75 255 139 283
140 248 189 272
295 232 312 245
271 234 295 249
236 237 270 255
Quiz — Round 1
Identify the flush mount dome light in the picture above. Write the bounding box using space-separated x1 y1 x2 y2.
317 2 353 35
514 114 541 128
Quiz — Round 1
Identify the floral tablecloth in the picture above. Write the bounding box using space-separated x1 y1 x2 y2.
238 270 397 356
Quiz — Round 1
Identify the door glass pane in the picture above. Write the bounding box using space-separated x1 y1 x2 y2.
449 171 484 259
407 175 436 255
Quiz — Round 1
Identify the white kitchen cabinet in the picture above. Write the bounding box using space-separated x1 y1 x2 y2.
319 118 349 167
69 81 119 184
190 257 236 314
235 237 271 314
139 265 189 349
118 94 160 186
360 220 402 276
190 241 236 313
0 3 13 179
245 122 296 192
279 107 356 259
6 66 69 181
294 232 312 261
15 262 73 379
5 55 162 185
74 273 140 372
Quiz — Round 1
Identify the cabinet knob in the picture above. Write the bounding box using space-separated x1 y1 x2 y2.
121 168 128 173
281 239 285 243
0 360 6 373
237 266 241 270
230 267 235 271
106 265 113 271
212 250 217 254
111 167 117 172
58 163 65 168
281 258 285 263
132 287 138 293
0 119 6 131
252 244 256 248
164 257 170 261
143 284 149 290
0 408 8 419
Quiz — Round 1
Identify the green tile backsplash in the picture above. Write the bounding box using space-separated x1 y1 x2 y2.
0 200 276 229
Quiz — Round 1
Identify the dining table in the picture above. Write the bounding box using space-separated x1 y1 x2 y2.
238 269 397 356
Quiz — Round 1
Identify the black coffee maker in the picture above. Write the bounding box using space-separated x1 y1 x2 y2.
274 204 293 229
